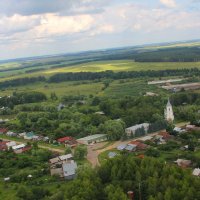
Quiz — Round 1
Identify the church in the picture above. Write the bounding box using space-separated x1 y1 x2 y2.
164 99 174 122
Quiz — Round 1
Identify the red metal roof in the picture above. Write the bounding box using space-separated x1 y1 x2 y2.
158 132 172 139
21 146 32 153
57 136 74 143
0 128 8 133
0 141 8 151
129 141 147 150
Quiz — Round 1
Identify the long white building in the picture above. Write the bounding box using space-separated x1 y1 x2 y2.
125 123 150 137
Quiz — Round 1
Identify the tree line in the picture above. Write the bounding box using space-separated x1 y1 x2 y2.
1 68 200 89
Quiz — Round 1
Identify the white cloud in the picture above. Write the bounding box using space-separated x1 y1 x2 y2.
0 14 40 35
160 0 176 8
35 14 94 37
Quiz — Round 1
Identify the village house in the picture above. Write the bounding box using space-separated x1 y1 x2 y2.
6 131 17 137
192 168 200 177
6 141 16 149
117 144 127 151
125 123 150 137
186 124 200 131
24 132 35 140
12 144 31 154
0 141 8 151
51 160 77 180
174 159 192 168
125 144 137 152
57 136 77 147
62 160 77 180
49 154 77 180
173 127 186 133
154 132 172 145
129 140 148 151
49 154 73 166
18 132 26 138
0 128 8 134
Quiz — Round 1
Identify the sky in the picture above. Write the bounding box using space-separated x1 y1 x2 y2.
0 0 200 60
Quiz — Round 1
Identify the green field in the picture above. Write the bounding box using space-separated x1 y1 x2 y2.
1 60 200 82
44 61 200 73
0 78 168 98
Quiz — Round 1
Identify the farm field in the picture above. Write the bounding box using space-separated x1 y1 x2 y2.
44 61 200 74
0 78 168 98
1 60 200 81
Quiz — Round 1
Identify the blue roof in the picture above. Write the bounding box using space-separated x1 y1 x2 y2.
125 144 137 151
108 152 117 158
117 144 127 150
26 132 35 137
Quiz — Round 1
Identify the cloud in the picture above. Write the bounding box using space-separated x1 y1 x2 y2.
0 14 40 35
0 0 200 60
160 0 176 8
36 14 94 37
0 0 111 16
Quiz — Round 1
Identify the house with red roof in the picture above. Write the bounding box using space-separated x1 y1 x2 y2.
158 132 172 140
57 136 77 147
154 131 173 144
0 128 8 134
129 140 148 151
0 141 8 151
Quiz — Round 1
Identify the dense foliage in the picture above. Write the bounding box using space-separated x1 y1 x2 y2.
1 68 200 89
2 154 199 200
48 68 200 83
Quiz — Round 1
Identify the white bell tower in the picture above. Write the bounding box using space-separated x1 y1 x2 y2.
164 98 174 122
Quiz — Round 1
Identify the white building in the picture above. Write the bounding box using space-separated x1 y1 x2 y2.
77 134 107 145
164 99 174 122
6 141 16 149
193 168 200 176
125 123 150 137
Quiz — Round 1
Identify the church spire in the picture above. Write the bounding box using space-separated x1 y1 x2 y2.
164 98 174 122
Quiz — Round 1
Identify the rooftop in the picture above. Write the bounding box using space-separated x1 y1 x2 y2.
57 136 74 143
77 134 107 141
126 123 150 131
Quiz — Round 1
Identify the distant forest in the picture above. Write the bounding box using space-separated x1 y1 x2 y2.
1 46 200 74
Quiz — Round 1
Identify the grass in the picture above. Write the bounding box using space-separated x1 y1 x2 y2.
45 61 200 74
0 77 170 98
0 81 104 97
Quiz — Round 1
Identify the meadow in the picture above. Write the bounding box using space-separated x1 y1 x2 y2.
0 78 168 99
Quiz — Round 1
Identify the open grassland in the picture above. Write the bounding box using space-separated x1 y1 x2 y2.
0 78 168 98
0 81 104 97
1 60 200 82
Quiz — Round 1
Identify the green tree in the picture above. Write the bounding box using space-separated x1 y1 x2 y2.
74 145 87 160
